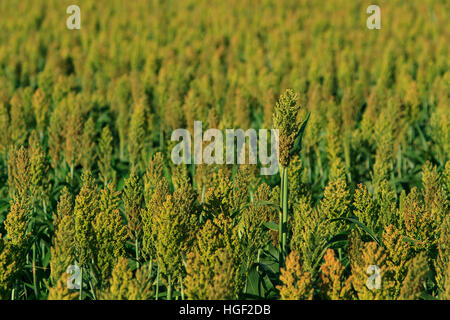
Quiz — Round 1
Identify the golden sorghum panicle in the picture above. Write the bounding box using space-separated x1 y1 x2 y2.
50 188 75 285
401 187 437 256
277 251 314 300
4 200 31 247
382 224 413 299
421 161 447 226
97 126 114 186
376 179 398 228
93 183 127 284
0 201 31 298
47 273 79 300
429 101 449 162
187 213 244 298
154 193 186 283
288 155 308 204
319 249 352 300
172 168 201 252
349 241 393 300
28 133 50 206
444 263 450 300
231 166 251 214
143 152 164 206
185 248 237 300
132 263 154 300
272 89 303 167
154 176 201 286
7 146 31 202
203 167 248 218
399 252 428 300
241 183 274 268
203 168 234 217
320 177 350 234
347 230 363 269
142 174 170 261
435 216 449 299
100 257 138 300
353 183 379 234
74 170 99 267
0 237 17 298
291 198 329 278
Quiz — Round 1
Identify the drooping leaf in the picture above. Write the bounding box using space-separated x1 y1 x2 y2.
290 111 310 155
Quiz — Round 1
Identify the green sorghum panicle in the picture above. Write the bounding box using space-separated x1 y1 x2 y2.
272 89 303 167
399 253 428 300
74 170 99 267
50 188 75 285
277 251 314 300
93 183 127 284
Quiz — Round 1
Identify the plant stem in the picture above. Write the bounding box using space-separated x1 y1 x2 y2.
278 167 283 264
79 267 83 300
70 162 74 182
281 166 288 261
278 166 288 267
135 237 140 269
167 275 172 300
89 277 97 300
32 242 39 299
180 276 184 300
155 265 160 300
149 257 153 279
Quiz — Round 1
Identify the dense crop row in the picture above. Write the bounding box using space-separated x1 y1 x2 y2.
0 0 448 300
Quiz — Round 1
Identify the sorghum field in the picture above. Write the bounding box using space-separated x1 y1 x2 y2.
0 0 448 301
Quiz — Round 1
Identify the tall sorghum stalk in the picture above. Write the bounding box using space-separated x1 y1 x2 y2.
167 275 172 300
32 242 38 298
79 267 83 300
272 89 308 267
279 166 288 264
155 264 160 300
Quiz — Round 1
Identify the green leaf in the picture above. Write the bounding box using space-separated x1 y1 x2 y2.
330 216 382 246
290 111 310 155
420 292 438 300
401 236 424 245
246 265 261 297
263 222 279 231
